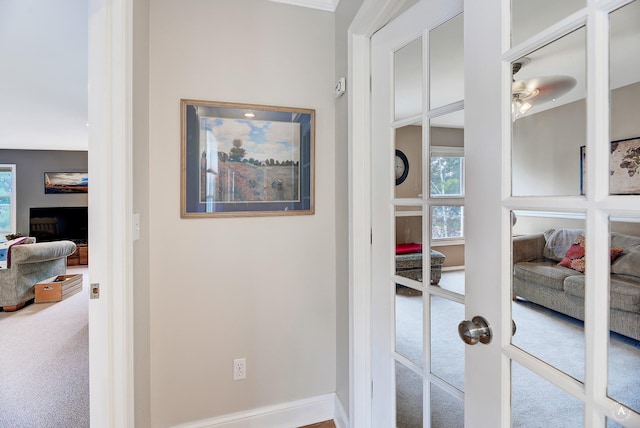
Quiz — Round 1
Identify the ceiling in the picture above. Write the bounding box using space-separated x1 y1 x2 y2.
2 0 637 151
0 0 88 151
0 0 335 153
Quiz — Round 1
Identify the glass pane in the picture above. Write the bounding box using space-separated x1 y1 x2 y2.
610 1 640 196
395 124 422 199
396 285 423 366
511 0 584 47
396 361 423 428
431 296 464 391
512 361 584 427
0 203 10 232
395 211 423 283
429 13 463 109
0 171 13 194
608 218 640 415
511 211 586 381
431 383 463 428
432 206 463 240
512 28 585 196
430 156 463 197
395 38 422 121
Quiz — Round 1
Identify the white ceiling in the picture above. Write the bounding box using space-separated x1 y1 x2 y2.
0 0 88 151
268 0 341 12
0 0 335 153
2 0 637 151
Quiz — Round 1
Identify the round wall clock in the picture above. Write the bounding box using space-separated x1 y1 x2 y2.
395 149 409 185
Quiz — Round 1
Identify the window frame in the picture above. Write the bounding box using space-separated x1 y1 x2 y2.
0 164 17 241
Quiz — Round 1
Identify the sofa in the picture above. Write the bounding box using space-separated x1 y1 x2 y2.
512 228 640 342
0 238 77 311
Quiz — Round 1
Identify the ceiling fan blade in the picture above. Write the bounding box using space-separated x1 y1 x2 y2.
513 75 577 105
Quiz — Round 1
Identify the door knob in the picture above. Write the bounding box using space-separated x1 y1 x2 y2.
458 316 492 345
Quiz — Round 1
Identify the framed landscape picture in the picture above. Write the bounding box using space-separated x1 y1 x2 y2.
580 137 640 195
44 172 88 194
180 100 315 217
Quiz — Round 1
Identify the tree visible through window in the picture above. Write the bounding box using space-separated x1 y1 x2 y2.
430 149 464 240
0 165 16 240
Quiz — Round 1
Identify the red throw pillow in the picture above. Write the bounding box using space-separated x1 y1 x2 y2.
396 242 422 254
558 235 586 272
558 236 625 274
610 247 624 262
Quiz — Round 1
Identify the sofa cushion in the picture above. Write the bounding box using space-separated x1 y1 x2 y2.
514 261 577 292
543 228 585 261
564 274 640 314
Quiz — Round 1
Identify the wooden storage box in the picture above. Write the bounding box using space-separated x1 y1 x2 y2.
34 274 83 303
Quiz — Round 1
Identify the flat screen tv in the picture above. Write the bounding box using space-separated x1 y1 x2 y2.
29 207 88 244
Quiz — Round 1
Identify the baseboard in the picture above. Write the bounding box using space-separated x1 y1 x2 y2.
172 393 342 428
333 394 349 428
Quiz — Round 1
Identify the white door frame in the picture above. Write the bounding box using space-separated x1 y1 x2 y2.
348 0 408 426
88 0 135 426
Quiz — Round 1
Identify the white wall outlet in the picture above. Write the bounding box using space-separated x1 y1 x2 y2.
233 358 246 381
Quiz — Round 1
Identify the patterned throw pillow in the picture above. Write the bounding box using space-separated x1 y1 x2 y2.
558 235 625 273
558 235 586 272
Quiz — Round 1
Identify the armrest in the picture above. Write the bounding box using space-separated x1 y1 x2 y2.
10 241 77 265
512 233 546 264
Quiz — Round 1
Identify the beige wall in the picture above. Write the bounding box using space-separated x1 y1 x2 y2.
148 1 336 426
133 0 151 426
334 0 364 417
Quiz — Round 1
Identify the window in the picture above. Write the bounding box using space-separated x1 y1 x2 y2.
0 165 16 240
430 147 464 241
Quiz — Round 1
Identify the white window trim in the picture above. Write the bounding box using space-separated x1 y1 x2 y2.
0 164 17 238
430 147 464 242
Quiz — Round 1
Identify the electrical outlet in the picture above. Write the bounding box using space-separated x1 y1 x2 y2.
233 358 246 381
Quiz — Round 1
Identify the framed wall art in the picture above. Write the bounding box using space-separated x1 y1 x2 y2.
181 100 315 217
44 172 88 194
580 137 640 195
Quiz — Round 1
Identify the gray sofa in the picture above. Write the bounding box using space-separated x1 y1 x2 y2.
513 228 640 342
0 238 77 311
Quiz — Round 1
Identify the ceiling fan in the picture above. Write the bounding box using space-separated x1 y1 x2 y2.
511 59 577 119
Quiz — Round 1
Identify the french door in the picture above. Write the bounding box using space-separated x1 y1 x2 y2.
369 0 640 427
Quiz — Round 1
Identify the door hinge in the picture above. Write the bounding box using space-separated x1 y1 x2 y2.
371 380 374 398
371 229 373 244
90 283 100 299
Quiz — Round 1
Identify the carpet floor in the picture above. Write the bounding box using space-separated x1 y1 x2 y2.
395 270 640 428
0 266 89 427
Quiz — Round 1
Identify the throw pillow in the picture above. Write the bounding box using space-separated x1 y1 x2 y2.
396 242 422 254
610 247 624 262
558 235 586 272
558 236 625 273
0 237 28 268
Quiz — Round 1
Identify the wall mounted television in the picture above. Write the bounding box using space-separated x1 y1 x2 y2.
29 206 88 244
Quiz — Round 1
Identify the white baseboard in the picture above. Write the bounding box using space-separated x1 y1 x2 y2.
173 393 348 428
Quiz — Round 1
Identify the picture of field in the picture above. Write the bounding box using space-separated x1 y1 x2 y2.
181 99 314 217
44 172 88 194
199 117 301 203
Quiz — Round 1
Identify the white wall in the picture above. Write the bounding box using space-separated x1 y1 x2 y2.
148 1 336 426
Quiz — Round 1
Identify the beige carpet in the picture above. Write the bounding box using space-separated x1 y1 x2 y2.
0 266 89 427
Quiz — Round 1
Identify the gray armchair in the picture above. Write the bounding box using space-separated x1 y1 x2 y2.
0 239 77 311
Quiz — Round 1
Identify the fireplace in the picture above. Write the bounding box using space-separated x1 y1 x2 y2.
29 206 88 244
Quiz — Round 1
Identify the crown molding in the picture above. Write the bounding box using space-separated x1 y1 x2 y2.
267 0 341 12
